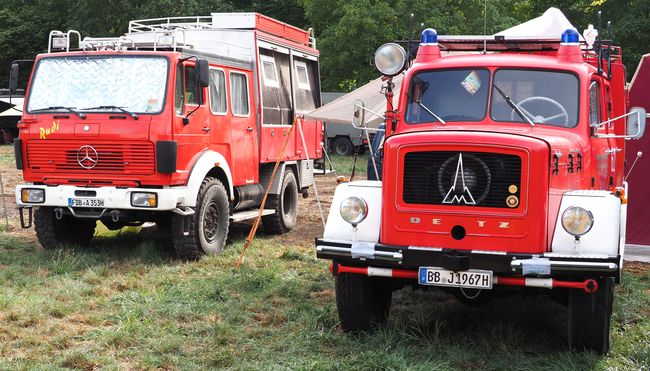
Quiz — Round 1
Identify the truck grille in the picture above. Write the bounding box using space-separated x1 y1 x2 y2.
403 151 522 208
26 140 154 175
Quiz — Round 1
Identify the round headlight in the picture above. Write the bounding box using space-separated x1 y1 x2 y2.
561 206 594 237
340 196 368 225
374 43 407 76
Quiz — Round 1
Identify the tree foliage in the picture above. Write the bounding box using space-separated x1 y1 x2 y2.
1 0 648 91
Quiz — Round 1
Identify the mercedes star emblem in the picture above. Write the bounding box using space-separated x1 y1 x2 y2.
76 145 99 169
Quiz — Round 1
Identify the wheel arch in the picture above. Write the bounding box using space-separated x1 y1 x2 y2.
185 150 234 207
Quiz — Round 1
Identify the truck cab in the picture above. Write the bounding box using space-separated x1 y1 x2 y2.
14 13 323 259
316 27 646 354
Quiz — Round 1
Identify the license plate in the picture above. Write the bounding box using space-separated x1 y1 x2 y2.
418 267 493 289
68 198 105 208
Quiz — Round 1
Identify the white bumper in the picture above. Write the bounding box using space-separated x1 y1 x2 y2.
16 184 188 211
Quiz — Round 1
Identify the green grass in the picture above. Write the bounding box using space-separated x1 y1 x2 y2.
0 227 648 369
325 153 369 179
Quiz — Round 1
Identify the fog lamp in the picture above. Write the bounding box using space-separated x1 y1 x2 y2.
21 188 45 203
561 206 593 237
374 43 407 76
340 196 368 225
131 192 158 208
51 36 68 49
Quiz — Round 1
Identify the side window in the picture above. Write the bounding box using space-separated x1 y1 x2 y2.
174 64 184 115
209 69 227 114
261 55 279 88
230 72 250 116
184 66 199 106
295 60 310 90
589 81 601 127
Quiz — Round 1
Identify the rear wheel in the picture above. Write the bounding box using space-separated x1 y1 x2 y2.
331 137 354 156
262 170 298 234
335 273 392 332
172 177 230 260
568 277 614 354
34 207 96 249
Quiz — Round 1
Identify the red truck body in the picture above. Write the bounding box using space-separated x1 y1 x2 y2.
14 13 323 258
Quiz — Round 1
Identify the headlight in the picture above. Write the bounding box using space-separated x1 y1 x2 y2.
374 43 407 76
561 206 594 237
21 188 45 203
340 196 368 225
131 192 158 208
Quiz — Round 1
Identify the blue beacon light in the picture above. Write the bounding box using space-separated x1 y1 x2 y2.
561 28 580 44
421 28 438 45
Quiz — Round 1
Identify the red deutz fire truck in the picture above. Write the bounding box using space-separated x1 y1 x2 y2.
316 26 646 353
12 13 323 259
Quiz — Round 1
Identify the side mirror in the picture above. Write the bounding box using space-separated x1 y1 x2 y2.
9 63 19 94
352 99 365 128
197 59 210 88
627 106 646 140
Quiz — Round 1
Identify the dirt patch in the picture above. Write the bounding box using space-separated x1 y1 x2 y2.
624 261 649 276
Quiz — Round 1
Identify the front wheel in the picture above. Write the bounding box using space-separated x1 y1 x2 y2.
172 177 230 260
262 169 298 234
568 277 614 354
34 207 96 249
335 273 392 332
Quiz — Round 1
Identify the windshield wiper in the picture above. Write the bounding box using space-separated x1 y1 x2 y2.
407 94 446 125
82 105 139 120
31 106 86 119
493 84 534 127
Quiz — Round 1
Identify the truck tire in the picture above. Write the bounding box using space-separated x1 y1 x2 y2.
568 277 614 354
335 273 392 332
172 177 229 260
332 137 354 156
262 170 298 234
34 207 96 249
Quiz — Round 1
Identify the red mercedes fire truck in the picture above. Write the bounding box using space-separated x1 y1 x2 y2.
12 13 323 259
316 26 646 354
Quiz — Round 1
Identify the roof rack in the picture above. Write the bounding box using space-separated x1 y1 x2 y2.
129 16 214 33
437 35 568 52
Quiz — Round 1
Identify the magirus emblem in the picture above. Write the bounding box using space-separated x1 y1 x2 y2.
442 153 476 205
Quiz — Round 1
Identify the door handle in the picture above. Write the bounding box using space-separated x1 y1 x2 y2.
202 127 210 133
246 127 253 132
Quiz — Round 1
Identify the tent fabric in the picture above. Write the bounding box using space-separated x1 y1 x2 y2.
625 54 650 245
494 7 584 40
307 74 402 128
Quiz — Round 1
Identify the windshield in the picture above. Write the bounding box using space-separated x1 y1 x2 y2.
491 69 579 127
27 56 168 114
405 69 490 124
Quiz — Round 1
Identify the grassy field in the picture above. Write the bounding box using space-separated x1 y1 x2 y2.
0 147 649 369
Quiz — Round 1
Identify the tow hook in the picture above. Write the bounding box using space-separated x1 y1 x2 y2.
54 207 64 220
110 210 120 223
584 279 598 293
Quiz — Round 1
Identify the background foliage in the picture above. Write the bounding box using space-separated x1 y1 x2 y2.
1 0 648 91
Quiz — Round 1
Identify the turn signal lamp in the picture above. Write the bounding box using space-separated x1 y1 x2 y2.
421 28 438 45
561 28 580 45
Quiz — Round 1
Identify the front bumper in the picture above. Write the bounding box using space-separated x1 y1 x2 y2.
316 239 619 278
16 183 188 212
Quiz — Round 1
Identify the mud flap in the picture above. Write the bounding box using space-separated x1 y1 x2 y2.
19 207 32 228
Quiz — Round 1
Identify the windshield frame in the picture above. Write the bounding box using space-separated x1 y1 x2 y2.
404 68 492 124
25 54 171 116
489 67 581 128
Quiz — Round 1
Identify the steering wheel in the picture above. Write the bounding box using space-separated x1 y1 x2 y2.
510 96 569 126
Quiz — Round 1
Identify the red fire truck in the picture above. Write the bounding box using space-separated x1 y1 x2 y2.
316 26 646 354
12 13 323 259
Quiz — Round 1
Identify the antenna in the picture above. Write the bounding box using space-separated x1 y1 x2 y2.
597 11 603 75
407 13 415 64
625 151 643 181
483 0 487 54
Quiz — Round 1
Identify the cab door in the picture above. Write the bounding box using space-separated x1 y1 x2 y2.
173 61 210 170
228 70 258 185
588 78 613 189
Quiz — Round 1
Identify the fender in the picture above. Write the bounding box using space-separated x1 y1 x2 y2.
184 150 234 207
323 180 382 243
550 190 621 257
